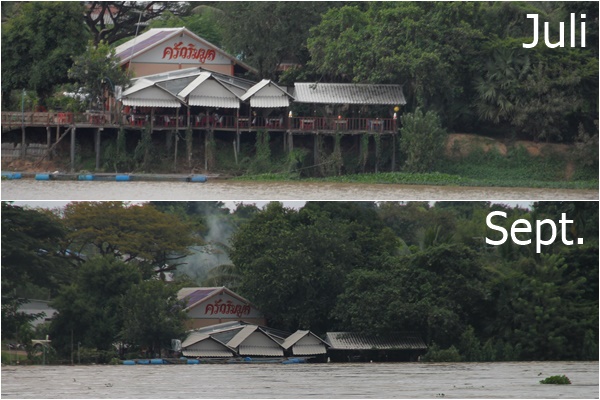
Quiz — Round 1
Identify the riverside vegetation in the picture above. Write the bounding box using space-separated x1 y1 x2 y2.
2 201 597 364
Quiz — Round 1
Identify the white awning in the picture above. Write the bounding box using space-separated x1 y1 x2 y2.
187 95 240 108
250 96 290 108
291 344 327 355
238 345 283 357
121 98 181 108
182 349 234 358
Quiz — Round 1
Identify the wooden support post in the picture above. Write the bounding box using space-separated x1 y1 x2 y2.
174 130 179 171
313 133 319 165
204 130 208 171
70 127 76 172
236 108 241 154
46 126 51 160
391 134 396 172
288 131 294 152
95 128 102 171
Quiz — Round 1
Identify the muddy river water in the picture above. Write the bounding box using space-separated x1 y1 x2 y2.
2 180 597 201
1 361 597 398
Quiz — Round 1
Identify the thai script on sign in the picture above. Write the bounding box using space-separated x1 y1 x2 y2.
163 42 217 63
205 299 251 317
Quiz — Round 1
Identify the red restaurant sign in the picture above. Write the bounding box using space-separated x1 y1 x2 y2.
162 42 217 63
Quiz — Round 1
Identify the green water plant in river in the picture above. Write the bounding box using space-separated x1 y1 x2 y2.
540 375 571 384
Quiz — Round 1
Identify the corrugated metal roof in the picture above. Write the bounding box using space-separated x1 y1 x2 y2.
227 325 259 348
250 96 290 108
325 332 427 350
181 332 210 348
116 29 176 62
281 330 310 350
238 345 283 357
294 83 406 105
291 344 327 356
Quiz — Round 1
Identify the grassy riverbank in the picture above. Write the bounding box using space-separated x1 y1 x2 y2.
235 171 598 190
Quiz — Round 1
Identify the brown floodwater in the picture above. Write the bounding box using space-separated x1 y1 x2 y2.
1 361 597 398
1 180 597 201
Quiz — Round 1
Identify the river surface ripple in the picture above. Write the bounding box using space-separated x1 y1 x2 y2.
2 180 598 201
1 361 598 399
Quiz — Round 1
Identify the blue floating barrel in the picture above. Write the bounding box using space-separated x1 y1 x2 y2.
187 359 199 364
136 359 150 365
115 175 130 182
78 174 94 181
150 358 164 365
123 360 136 365
35 174 51 181
2 172 22 180
188 175 207 183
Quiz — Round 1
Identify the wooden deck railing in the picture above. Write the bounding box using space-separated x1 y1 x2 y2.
2 112 398 133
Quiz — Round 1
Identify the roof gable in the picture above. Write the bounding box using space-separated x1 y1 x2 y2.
115 27 256 74
178 287 264 320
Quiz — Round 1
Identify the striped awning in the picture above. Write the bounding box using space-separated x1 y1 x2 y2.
291 344 327 355
238 345 283 357
182 349 234 358
121 98 181 108
250 96 290 108
187 95 240 108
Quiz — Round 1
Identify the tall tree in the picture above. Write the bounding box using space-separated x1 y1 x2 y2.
49 256 142 359
1 2 89 102
61 202 200 279
230 202 398 333
119 280 188 357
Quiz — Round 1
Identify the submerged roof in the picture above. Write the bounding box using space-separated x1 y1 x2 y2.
293 83 406 105
325 332 427 350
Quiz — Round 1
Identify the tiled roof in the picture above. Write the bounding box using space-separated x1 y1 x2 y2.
325 332 427 350
294 83 406 105
116 29 176 61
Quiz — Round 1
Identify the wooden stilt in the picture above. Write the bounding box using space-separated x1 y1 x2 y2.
95 128 102 171
70 127 76 172
391 134 396 172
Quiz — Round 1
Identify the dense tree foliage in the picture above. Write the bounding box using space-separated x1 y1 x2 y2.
119 280 188 357
61 201 200 279
1 2 89 103
304 2 598 141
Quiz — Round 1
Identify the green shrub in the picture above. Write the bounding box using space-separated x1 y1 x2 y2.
399 108 447 173
540 375 571 385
